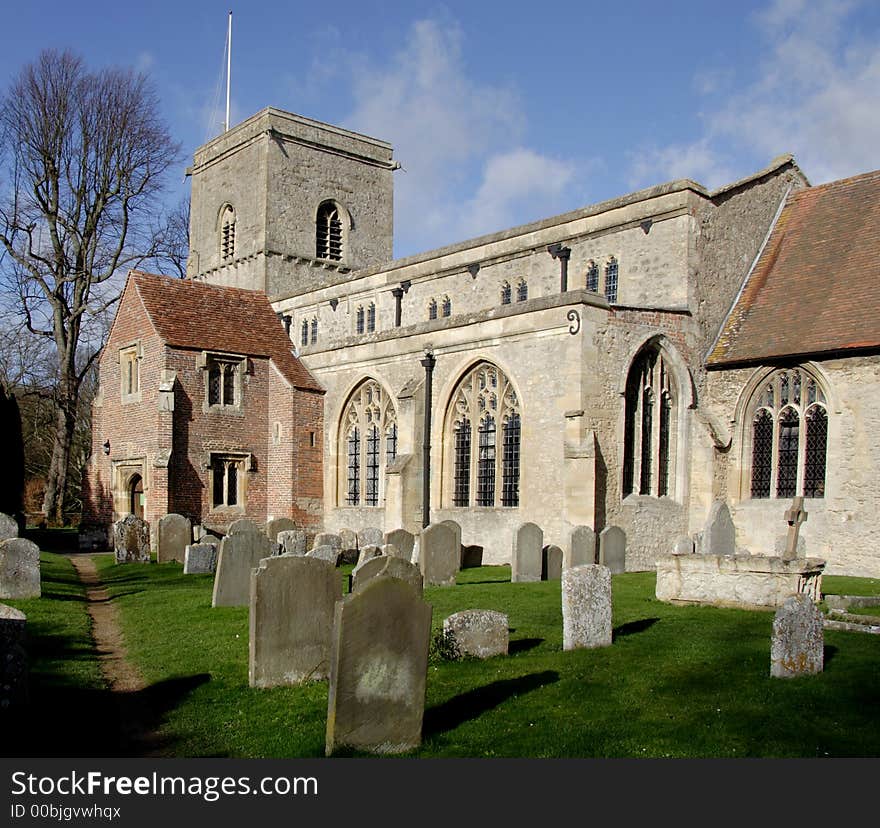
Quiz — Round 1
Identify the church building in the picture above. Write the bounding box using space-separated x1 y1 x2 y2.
81 106 880 578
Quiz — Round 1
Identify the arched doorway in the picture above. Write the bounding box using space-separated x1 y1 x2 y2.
128 474 144 519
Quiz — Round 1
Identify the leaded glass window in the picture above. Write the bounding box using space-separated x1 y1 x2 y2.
301 319 309 347
367 303 376 332
441 296 451 317
207 358 239 407
516 280 528 302
428 299 438 320
745 367 828 499
310 317 318 345
501 282 511 305
356 306 365 335
445 362 520 508
340 380 397 507
586 261 599 292
211 455 245 508
605 257 619 304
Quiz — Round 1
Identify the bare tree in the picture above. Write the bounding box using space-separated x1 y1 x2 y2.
149 195 190 278
0 50 180 524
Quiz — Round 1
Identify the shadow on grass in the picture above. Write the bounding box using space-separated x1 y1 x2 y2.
424 670 559 737
613 617 659 640
824 644 838 667
509 638 544 654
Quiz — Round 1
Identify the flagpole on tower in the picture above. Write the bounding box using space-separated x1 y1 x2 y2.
225 11 232 132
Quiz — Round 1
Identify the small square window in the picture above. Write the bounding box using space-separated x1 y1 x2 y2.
202 353 244 411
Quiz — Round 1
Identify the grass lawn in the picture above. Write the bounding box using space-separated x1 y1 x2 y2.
83 556 880 759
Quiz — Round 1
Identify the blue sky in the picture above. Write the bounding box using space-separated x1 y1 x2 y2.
2 0 879 259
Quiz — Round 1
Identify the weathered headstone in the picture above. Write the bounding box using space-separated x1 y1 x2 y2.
0 602 27 708
384 529 415 560
354 544 383 570
312 533 342 553
306 545 341 566
598 526 626 574
671 536 695 555
440 520 463 566
157 513 191 564
700 500 736 556
411 538 420 566
443 610 508 659
228 518 261 536
782 497 808 562
249 556 340 687
265 517 298 543
562 564 612 651
541 545 563 581
339 528 359 558
211 531 276 607
512 522 543 583
771 593 824 678
278 529 308 557
461 545 484 569
420 523 459 587
0 538 40 599
379 543 399 559
183 543 218 575
113 514 151 564
0 513 18 542
352 557 424 596
358 527 384 549
567 525 596 569
326 577 432 755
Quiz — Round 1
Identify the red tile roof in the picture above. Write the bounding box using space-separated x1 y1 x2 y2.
128 271 323 392
707 169 880 367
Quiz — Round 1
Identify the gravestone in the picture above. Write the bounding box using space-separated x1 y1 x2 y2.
420 523 459 586
771 593 824 678
782 498 808 562
307 545 341 566
339 528 359 561
113 514 151 564
700 500 736 556
326 577 432 755
443 610 508 659
440 520 463 566
354 545 383 572
461 545 484 569
512 522 543 583
0 512 18 542
541 545 563 581
278 529 308 557
249 556 340 687
379 543 399 559
312 533 342 554
212 530 276 607
353 557 424 596
0 538 41 599
228 518 261 536
358 527 384 549
183 543 218 575
562 564 612 650
672 536 695 555
0 602 27 709
265 517 298 543
385 529 415 560
157 513 191 564
599 526 626 574
411 538 420 566
567 525 596 569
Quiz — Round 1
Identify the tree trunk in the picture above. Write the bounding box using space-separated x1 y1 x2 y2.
42 379 78 525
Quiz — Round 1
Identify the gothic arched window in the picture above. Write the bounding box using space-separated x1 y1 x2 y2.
356 306 365 335
605 257 619 304
428 299 438 320
301 319 309 348
340 380 397 507
310 317 318 345
585 260 599 292
441 296 452 317
516 280 528 302
220 205 236 261
622 344 677 498
367 302 376 332
316 201 343 261
500 282 511 305
445 362 521 508
746 368 828 499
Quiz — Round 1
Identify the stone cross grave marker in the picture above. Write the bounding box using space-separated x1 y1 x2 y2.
783 497 808 562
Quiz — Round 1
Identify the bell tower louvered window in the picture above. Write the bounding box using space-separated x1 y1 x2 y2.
316 201 343 261
220 205 236 262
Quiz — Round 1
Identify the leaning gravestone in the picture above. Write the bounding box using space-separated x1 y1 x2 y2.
183 543 218 575
352 557 423 596
598 526 626 574
212 530 276 607
0 602 27 708
567 525 596 569
384 529 415 560
228 518 261 536
265 517 298 543
542 545 563 581
157 513 191 564
249 556 340 687
770 593 824 678
0 538 41 599
512 522 543 583
700 500 736 556
562 564 612 651
326 577 432 755
278 529 307 557
461 545 483 569
113 514 150 564
420 523 459 586
443 610 508 659
0 512 18 542
358 527 384 549
307 545 341 566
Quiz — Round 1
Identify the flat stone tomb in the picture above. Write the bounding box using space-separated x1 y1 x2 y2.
157 513 191 564
212 531 276 607
419 523 459 586
0 538 41 599
114 514 150 564
771 593 824 678
326 577 432 756
183 543 218 575
443 610 508 659
249 556 341 687
562 564 612 651
512 522 543 582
